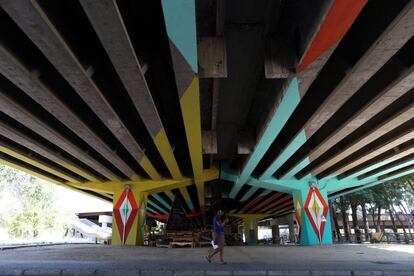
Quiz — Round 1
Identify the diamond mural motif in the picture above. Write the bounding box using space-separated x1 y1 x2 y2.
294 193 303 242
113 188 138 244
304 184 328 242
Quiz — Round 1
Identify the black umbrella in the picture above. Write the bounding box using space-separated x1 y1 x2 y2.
210 198 243 212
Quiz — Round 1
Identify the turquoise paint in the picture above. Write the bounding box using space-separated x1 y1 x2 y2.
241 186 259 201
241 186 272 201
148 199 167 214
286 157 311 178
152 194 172 210
261 130 309 180
230 78 301 197
330 168 414 199
340 159 398 180
161 0 198 72
147 205 160 214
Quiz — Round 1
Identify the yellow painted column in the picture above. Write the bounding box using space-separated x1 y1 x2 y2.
242 216 259 244
112 186 147 246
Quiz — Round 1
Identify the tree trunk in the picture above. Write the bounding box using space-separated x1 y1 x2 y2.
340 203 350 242
361 204 370 241
370 204 377 231
351 202 361 243
392 206 409 244
389 208 399 243
399 204 413 240
330 203 341 241
376 206 382 233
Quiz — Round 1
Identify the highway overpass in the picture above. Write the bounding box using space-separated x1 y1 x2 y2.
0 0 413 245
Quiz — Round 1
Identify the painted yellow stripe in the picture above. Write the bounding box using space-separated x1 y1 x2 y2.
179 77 204 206
69 182 115 195
139 155 161 180
154 129 182 179
0 146 81 183
179 186 191 203
53 160 100 182
180 77 203 180
65 168 219 199
0 158 61 185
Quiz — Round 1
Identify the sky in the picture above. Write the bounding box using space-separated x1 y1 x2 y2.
55 185 112 213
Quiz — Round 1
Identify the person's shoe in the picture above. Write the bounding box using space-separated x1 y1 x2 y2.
205 255 211 263
220 261 227 265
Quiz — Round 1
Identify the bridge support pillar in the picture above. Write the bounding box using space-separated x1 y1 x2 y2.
292 182 332 245
242 215 259 244
112 186 147 246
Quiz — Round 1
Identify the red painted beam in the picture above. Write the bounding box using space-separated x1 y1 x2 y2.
248 193 285 214
147 212 169 221
297 0 367 73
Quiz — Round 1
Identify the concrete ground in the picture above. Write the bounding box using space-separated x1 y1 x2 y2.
0 244 414 275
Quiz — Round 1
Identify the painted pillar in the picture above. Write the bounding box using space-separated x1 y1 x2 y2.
271 224 280 244
288 213 296 243
112 186 148 246
293 182 332 245
242 216 259 244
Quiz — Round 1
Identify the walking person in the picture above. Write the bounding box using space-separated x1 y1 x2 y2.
206 209 229 264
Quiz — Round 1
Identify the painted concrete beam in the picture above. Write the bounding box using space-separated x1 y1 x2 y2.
0 92 118 181
286 60 414 179
0 44 138 180
306 0 414 139
0 146 80 184
70 167 218 195
263 2 414 180
0 154 62 185
161 0 204 205
0 0 161 180
329 170 414 199
230 78 301 197
0 120 100 182
80 0 182 180
151 194 172 211
297 0 367 73
297 0 366 95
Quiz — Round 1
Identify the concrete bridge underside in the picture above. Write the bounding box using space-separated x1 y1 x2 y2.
0 0 413 245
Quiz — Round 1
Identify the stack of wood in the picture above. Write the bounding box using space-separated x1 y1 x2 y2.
163 230 213 248
166 230 199 248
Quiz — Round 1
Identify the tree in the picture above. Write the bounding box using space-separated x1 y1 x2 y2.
339 196 350 242
0 164 69 239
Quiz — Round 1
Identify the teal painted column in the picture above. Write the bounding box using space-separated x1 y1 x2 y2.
293 182 333 245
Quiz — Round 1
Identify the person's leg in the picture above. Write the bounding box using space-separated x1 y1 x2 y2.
207 247 220 260
219 246 224 263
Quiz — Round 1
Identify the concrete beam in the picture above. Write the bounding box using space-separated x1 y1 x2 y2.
286 55 414 179
202 130 217 154
237 131 255 155
264 38 294 79
0 44 138 180
0 144 81 184
0 120 100 182
297 0 366 95
230 78 300 197
259 1 414 179
80 0 182 180
305 1 414 138
198 37 227 78
0 0 161 180
0 92 118 181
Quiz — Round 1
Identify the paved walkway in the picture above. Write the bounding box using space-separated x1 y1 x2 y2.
0 244 414 275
